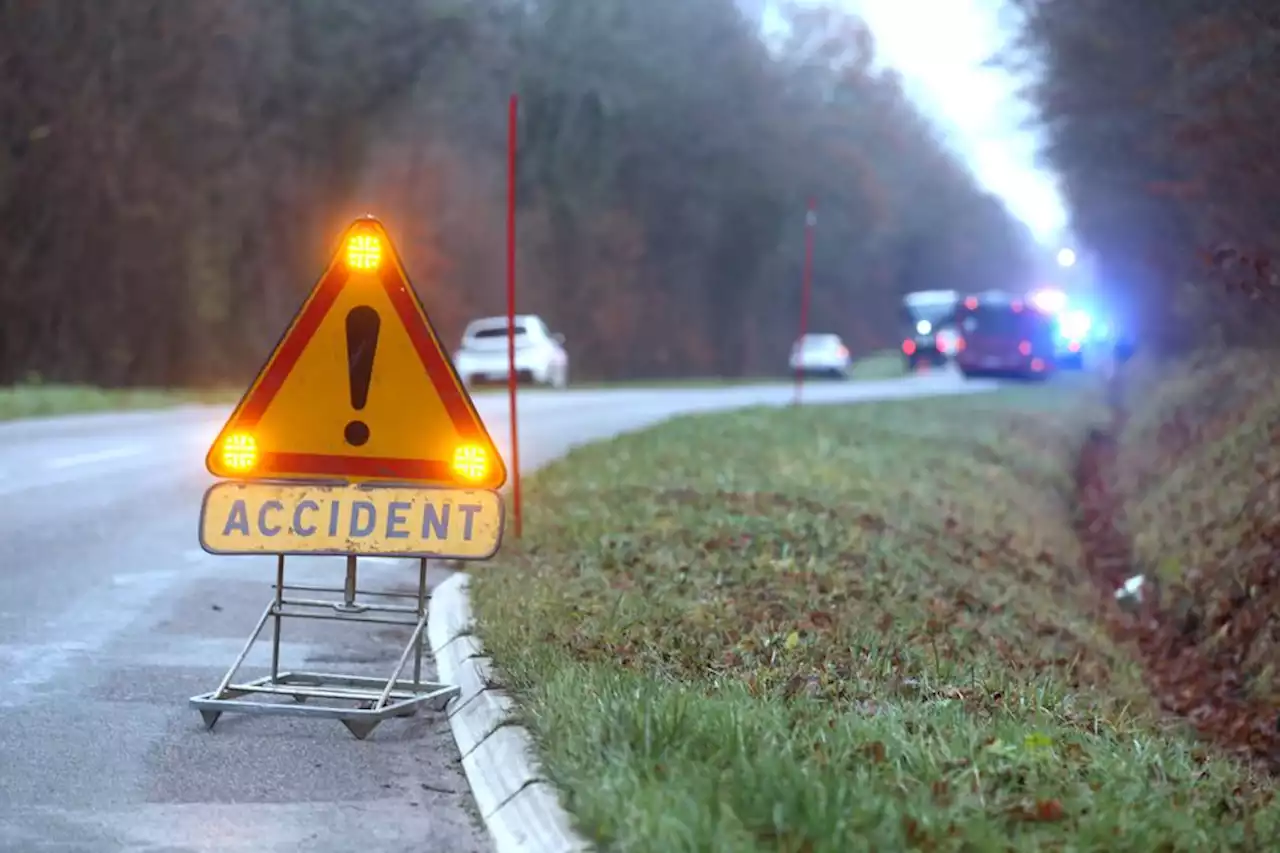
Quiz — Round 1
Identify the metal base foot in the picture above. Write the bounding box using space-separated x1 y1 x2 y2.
342 718 379 740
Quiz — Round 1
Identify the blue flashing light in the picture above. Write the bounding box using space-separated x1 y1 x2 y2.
1058 309 1092 341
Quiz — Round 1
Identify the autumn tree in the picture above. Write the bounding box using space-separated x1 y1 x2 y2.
1013 0 1280 350
1 0 1032 385
512 0 1034 376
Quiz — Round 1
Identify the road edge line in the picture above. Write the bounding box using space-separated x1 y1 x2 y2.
428 571 593 853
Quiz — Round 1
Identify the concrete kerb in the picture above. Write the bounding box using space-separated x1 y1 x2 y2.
428 571 592 853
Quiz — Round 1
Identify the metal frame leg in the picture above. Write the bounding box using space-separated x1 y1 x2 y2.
197 600 274 730
189 554 459 738
413 557 427 688
270 554 284 684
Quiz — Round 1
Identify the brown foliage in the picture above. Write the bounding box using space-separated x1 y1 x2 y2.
1 0 1033 386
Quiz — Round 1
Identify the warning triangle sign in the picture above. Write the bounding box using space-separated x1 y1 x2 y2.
206 216 506 490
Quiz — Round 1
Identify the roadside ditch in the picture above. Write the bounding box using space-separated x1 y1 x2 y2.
1071 361 1280 773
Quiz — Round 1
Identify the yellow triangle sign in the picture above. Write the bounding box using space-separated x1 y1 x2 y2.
205 216 505 490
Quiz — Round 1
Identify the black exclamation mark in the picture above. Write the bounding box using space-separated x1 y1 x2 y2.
344 306 380 446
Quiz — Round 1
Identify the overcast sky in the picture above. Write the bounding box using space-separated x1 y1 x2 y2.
751 0 1067 244
846 0 1066 243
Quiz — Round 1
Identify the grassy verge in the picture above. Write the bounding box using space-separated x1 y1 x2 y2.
466 378 784 395
1112 349 1280 708
563 377 784 390
472 383 1277 850
468 351 908 393
848 350 908 379
0 383 238 421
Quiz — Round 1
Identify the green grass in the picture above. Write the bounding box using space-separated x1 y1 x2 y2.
465 378 782 396
567 377 785 390
0 383 238 421
472 382 1278 851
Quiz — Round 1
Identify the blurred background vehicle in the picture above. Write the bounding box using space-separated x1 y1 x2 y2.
901 290 960 371
954 291 1057 380
789 333 852 379
453 315 569 388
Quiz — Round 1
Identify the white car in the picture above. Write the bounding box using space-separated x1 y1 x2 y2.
453 315 569 388
788 333 851 378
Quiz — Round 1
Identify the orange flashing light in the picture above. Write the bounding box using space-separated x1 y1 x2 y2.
452 444 489 482
1018 340 1032 356
346 233 382 270
964 296 978 309
902 339 917 355
220 432 258 473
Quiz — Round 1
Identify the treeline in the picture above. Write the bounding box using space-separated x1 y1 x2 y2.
1 0 1033 386
1015 0 1280 351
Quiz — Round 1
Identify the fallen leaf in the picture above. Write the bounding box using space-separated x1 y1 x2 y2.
1008 798 1067 822
808 610 834 629
1036 799 1066 821
902 817 927 845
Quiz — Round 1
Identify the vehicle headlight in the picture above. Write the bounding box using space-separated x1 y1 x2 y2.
916 320 932 335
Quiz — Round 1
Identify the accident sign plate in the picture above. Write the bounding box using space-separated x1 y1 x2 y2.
200 481 503 559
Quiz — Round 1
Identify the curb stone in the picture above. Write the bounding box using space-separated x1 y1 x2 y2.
428 572 593 853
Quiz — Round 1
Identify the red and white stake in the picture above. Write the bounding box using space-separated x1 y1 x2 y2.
505 94 522 538
794 199 816 406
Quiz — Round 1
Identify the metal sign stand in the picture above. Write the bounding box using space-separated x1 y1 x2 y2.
190 553 459 739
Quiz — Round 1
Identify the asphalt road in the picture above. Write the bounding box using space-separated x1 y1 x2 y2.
0 371 993 853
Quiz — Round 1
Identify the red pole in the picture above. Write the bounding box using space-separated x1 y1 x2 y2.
794 199 816 405
506 94 522 538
